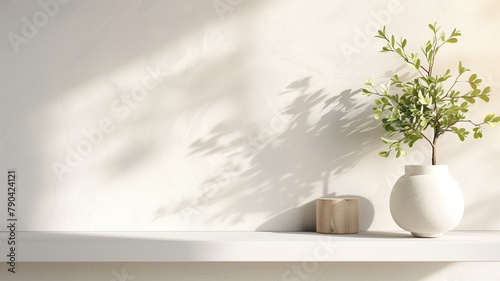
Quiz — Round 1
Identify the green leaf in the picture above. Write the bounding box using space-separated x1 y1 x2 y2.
473 127 483 139
463 97 475 103
451 127 468 141
379 151 390 158
447 37 458 43
396 147 407 158
415 59 421 70
428 50 434 62
484 113 495 122
420 118 428 127
364 78 374 85
469 74 477 82
492 116 500 123
373 108 381 120
383 124 396 132
381 137 397 143
425 42 432 53
479 95 490 102
458 61 465 74
407 135 419 147
482 86 492 95
452 28 462 37
418 92 431 105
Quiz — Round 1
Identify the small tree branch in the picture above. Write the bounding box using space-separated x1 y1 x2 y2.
418 129 434 147
456 120 486 127
444 73 465 98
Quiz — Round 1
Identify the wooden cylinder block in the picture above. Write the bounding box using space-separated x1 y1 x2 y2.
316 198 359 234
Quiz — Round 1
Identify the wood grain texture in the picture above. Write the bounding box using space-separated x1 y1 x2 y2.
316 198 359 234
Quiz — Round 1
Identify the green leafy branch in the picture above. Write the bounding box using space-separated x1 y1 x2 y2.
363 23 499 164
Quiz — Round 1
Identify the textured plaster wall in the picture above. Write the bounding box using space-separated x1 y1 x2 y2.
1 0 500 279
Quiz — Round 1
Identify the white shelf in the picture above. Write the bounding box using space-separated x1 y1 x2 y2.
1 231 500 262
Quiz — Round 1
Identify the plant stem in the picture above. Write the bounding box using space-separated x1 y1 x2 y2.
444 72 464 98
431 138 438 165
431 123 440 165
456 120 485 127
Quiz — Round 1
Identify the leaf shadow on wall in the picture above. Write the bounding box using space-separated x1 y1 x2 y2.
176 77 383 230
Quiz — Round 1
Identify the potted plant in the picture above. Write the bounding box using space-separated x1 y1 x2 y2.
363 23 499 237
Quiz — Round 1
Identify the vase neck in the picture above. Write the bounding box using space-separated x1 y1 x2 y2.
405 165 448 176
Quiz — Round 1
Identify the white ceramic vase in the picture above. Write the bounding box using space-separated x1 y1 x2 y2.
390 165 464 238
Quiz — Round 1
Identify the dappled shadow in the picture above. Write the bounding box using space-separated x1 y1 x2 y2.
180 76 383 230
1 0 269 230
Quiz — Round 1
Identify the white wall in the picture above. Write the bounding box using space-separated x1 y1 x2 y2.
1 0 500 279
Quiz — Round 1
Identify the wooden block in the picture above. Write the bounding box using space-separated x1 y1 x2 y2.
316 198 359 234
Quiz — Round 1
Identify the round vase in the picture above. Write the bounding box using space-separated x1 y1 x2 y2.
390 165 464 238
